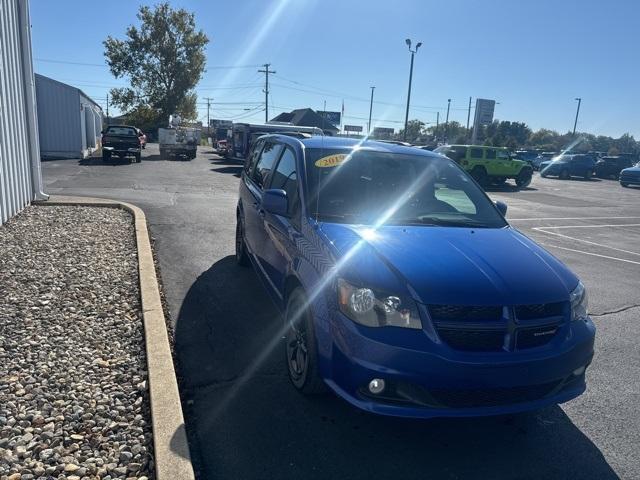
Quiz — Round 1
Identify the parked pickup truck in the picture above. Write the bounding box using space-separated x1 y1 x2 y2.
102 125 142 163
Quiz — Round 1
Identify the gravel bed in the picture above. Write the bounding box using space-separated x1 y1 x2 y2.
0 206 153 480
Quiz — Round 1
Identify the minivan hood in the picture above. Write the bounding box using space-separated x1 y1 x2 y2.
319 223 577 306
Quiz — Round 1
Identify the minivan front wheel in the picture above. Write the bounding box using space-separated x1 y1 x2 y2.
285 288 326 395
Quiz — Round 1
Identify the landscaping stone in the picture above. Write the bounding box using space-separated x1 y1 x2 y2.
0 206 154 479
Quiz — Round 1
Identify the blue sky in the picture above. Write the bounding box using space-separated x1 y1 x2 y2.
30 0 639 138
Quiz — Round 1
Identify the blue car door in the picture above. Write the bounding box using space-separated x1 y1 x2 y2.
261 145 302 299
244 140 284 277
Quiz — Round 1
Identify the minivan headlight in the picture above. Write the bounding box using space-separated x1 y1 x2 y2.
337 279 422 329
570 281 589 321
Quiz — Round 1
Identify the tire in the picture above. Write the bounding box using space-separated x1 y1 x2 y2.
515 169 533 189
470 167 489 188
135 153 141 163
102 152 111 162
235 217 250 267
559 169 570 180
285 288 326 395
620 182 629 188
583 169 593 180
159 148 167 159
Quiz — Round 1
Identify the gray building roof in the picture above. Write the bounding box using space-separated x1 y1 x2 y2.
271 108 339 134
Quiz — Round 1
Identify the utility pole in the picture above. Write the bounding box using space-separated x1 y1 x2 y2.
322 100 327 132
435 112 439 143
106 93 109 122
466 96 472 132
368 86 375 135
403 39 422 141
444 98 451 142
204 97 213 137
573 97 582 135
258 63 276 123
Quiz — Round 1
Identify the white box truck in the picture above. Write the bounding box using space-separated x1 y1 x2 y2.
158 115 200 160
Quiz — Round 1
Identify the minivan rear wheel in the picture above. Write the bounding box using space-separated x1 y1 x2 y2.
559 169 570 180
235 218 250 267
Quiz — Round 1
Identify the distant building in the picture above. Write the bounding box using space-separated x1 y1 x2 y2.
270 108 339 135
0 0 48 225
35 74 104 159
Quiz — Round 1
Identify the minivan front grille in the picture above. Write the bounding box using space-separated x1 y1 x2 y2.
515 302 564 320
428 302 567 352
428 304 502 322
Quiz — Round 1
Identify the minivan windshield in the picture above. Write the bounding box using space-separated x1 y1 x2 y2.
304 149 507 228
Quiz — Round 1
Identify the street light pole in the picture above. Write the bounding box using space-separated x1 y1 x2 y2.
403 38 422 141
573 97 582 135
368 86 375 135
444 98 451 142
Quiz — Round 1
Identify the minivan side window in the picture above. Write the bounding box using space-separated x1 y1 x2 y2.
252 142 283 188
486 149 497 159
470 148 484 159
269 147 299 217
245 139 264 175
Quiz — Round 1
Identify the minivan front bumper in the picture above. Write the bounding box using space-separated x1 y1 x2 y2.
324 312 595 418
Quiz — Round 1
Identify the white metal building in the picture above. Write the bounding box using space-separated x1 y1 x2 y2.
0 0 47 225
35 74 104 159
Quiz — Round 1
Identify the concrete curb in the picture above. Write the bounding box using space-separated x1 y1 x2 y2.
34 195 195 480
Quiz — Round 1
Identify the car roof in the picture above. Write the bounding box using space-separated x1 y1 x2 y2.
264 134 442 158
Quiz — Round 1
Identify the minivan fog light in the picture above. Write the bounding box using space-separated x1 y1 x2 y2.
368 378 386 395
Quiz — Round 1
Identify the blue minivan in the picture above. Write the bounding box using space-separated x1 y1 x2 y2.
236 135 595 418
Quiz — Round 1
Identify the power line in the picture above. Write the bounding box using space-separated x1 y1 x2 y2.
34 58 262 70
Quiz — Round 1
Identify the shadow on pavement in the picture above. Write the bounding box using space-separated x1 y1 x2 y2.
174 256 618 480
210 166 242 177
78 157 134 166
484 184 538 193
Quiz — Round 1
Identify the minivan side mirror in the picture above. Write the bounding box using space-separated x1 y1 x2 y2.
262 189 289 217
495 200 508 216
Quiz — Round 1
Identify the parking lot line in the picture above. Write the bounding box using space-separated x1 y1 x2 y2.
509 216 640 221
541 243 640 266
533 225 640 258
537 224 640 229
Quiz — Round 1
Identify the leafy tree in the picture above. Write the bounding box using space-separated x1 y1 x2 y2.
395 119 426 143
104 3 209 129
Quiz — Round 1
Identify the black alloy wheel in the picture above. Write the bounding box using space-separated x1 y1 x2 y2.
284 288 326 394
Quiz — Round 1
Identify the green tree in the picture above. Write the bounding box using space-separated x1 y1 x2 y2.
395 119 426 143
104 3 209 129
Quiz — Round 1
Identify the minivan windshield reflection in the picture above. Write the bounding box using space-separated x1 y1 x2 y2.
305 149 507 228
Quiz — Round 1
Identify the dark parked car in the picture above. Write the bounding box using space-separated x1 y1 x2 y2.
619 162 640 188
594 156 633 179
101 125 142 163
532 152 557 170
540 154 596 179
235 135 595 419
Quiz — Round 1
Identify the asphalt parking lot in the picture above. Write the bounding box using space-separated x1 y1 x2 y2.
42 144 639 479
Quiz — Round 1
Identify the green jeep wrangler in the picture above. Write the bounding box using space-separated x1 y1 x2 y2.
434 145 533 189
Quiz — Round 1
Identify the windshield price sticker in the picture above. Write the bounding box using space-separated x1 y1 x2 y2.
315 154 347 168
